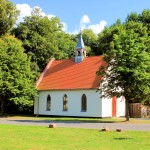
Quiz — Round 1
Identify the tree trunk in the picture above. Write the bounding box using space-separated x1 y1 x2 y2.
125 99 130 121
0 95 5 115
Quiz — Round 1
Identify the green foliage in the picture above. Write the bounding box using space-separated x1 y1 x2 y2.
55 31 76 59
97 16 150 104
97 13 150 120
97 20 124 55
126 12 140 22
98 9 150 56
141 9 150 25
126 9 150 35
13 8 76 75
12 14 58 73
0 36 36 114
0 0 19 36
126 9 150 25
82 29 98 56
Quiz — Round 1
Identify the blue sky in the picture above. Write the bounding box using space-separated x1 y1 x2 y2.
11 0 150 34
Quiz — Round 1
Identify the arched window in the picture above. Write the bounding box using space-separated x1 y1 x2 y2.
81 94 87 111
46 95 51 111
63 94 68 111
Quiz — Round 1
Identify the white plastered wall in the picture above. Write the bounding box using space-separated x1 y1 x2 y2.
101 96 125 117
116 96 125 117
34 89 103 117
34 95 39 115
101 96 112 117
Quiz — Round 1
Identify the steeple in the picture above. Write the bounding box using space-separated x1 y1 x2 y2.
75 31 86 63
76 33 85 49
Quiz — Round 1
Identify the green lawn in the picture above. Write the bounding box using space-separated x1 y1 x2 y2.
6 115 126 122
4 115 150 124
0 124 149 150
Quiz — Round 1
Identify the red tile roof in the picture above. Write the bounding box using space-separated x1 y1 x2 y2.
36 56 106 90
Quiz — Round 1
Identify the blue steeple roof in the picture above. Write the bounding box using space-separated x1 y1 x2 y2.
76 32 85 49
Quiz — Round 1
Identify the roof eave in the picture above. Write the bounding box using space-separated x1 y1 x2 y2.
37 87 100 91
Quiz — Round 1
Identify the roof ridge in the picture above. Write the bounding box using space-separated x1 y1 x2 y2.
52 55 102 62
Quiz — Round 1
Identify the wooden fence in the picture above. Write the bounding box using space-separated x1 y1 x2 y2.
129 103 150 118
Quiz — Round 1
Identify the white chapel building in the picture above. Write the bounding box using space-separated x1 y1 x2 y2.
34 33 125 117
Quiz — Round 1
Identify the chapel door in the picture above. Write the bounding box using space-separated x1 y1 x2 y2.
112 96 116 117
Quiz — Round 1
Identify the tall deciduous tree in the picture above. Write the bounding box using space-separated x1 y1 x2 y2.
97 22 150 121
0 0 19 36
13 7 76 77
0 36 36 115
12 8 60 75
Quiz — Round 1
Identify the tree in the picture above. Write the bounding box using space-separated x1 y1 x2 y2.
55 31 76 59
12 10 59 74
97 22 150 121
140 9 150 36
126 12 140 22
13 7 76 77
0 0 19 36
0 36 36 115
82 29 98 56
97 19 124 55
126 9 150 35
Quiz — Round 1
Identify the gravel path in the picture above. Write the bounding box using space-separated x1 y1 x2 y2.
0 118 150 131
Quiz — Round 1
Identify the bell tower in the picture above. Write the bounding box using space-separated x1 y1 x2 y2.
75 31 86 63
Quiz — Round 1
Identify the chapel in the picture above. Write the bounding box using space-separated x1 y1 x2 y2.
34 32 125 117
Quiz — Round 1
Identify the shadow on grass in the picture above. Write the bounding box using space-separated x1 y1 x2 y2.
7 118 127 123
0 114 126 123
0 114 34 118
8 119 127 124
52 118 126 123
114 137 133 140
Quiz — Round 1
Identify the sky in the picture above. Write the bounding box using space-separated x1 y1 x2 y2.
11 0 150 34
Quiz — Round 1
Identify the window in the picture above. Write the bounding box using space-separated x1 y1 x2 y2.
78 51 81 56
46 95 51 111
63 94 68 111
83 51 85 56
81 94 87 111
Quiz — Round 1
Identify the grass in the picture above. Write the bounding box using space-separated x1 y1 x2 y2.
0 124 150 150
2 115 150 124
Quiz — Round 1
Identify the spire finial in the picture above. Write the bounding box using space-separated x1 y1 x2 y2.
76 30 85 49
80 27 82 34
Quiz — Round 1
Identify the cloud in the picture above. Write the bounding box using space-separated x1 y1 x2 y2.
72 15 107 35
80 15 90 30
16 4 55 23
16 4 32 24
80 15 90 25
47 14 55 19
16 4 67 32
71 29 79 35
61 22 68 31
32 6 46 16
88 20 107 34
16 4 106 34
